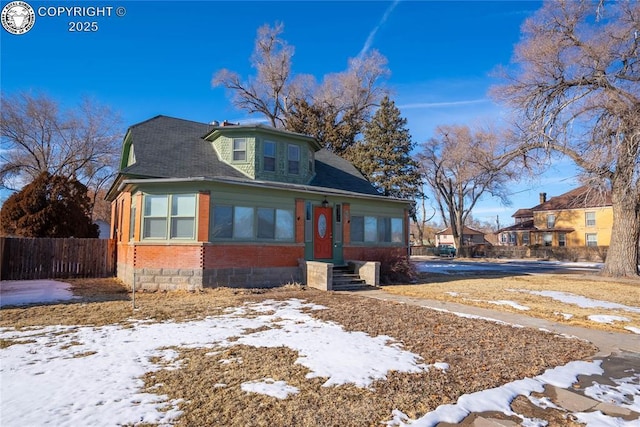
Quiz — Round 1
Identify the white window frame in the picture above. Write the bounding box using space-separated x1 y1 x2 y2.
233 138 247 162
585 211 596 227
558 232 567 247
547 214 555 229
586 233 598 247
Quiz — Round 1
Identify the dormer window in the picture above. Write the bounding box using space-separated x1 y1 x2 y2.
233 138 247 161
127 144 136 166
288 144 300 174
264 141 276 172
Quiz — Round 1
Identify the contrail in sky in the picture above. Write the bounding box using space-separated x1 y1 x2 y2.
358 0 401 58
399 99 490 109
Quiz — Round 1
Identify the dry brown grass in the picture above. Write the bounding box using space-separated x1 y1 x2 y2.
382 273 640 333
0 278 598 425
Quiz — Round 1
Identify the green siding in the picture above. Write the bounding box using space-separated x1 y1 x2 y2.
209 129 315 185
211 135 256 178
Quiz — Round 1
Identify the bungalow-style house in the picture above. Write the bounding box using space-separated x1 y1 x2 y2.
106 116 411 291
497 186 613 247
435 226 486 247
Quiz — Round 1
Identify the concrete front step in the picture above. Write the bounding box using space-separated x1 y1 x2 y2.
332 266 372 291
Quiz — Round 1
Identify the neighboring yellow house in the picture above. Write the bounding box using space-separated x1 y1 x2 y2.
498 186 613 247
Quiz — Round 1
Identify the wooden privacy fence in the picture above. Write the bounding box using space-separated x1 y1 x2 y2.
0 238 116 280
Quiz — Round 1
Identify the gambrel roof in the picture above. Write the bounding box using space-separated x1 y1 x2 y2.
108 115 383 200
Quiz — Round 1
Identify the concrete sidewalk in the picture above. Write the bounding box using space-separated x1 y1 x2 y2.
357 289 640 356
346 288 640 426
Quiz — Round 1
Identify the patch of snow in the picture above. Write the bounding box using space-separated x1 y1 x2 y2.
625 326 640 334
241 378 300 399
387 360 604 426
0 280 78 307
488 300 530 311
584 373 640 412
554 311 574 320
445 291 459 296
1 299 434 426
511 290 640 314
588 315 630 324
572 410 639 426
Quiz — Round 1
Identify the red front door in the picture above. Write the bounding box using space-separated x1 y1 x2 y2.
314 206 333 259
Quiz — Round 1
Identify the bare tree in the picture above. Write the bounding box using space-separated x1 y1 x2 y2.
0 92 122 221
419 125 517 250
212 23 298 128
492 0 639 277
212 23 389 153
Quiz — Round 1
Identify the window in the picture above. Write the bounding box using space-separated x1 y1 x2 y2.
305 202 313 242
212 205 294 241
500 233 508 244
351 216 364 242
212 205 233 238
586 233 598 247
378 217 391 242
170 194 196 238
335 205 342 243
264 141 276 172
288 144 300 174
509 233 516 245
391 218 403 243
558 232 566 247
308 149 314 174
127 144 136 166
547 214 555 229
350 215 403 243
233 206 254 239
275 209 294 240
543 232 553 246
129 199 136 240
233 138 247 162
364 217 377 242
585 212 596 227
143 195 168 239
522 232 530 246
143 194 196 239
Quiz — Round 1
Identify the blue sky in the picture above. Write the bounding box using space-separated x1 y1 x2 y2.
1 0 581 227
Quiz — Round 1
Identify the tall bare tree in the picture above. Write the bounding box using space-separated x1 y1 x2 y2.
212 23 298 128
0 92 122 221
493 0 639 277
420 125 517 250
212 23 389 153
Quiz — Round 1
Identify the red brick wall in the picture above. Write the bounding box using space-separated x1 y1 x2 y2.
197 192 210 242
295 199 305 243
343 246 407 261
343 204 351 244
203 244 304 269
135 245 204 269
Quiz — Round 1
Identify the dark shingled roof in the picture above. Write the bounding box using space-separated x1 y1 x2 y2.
118 115 381 196
120 116 246 179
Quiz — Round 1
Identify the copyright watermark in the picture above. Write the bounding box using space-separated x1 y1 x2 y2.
1 1 35 35
1 1 126 34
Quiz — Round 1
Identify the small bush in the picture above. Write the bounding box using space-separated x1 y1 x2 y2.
378 253 417 284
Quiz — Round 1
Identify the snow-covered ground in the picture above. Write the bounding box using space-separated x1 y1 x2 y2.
0 280 78 307
1 295 639 426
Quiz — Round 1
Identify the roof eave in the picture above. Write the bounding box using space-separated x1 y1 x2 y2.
116 176 411 205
